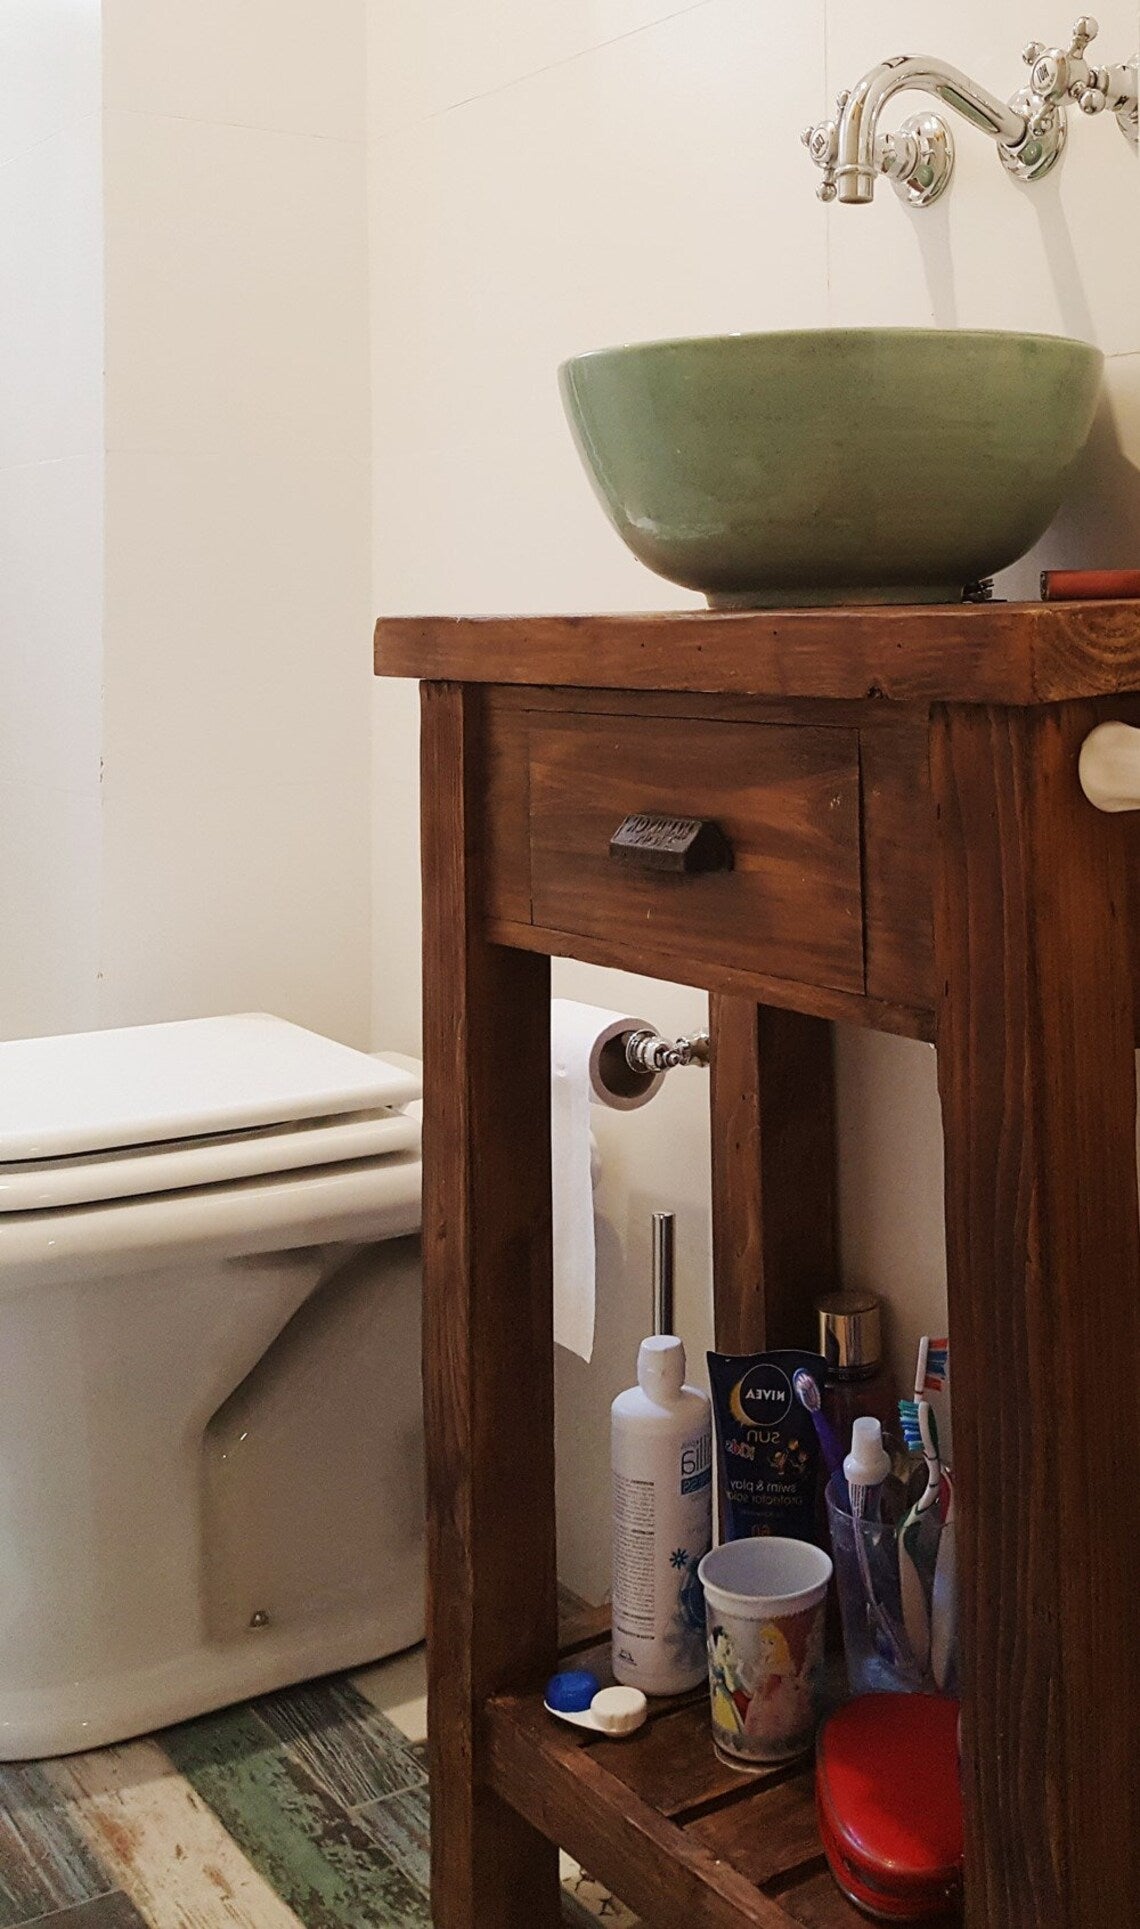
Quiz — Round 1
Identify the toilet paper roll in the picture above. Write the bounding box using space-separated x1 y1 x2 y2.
551 1001 664 1362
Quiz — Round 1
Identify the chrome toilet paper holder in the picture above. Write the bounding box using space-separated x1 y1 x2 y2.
593 1025 711 1104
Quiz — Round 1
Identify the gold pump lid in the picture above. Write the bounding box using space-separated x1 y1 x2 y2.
816 1290 883 1378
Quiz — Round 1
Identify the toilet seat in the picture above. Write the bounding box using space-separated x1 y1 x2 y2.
0 1013 422 1214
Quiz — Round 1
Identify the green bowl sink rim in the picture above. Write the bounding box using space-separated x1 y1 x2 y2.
558 324 1103 378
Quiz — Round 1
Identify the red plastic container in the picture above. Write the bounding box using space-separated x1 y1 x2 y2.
815 1695 963 1921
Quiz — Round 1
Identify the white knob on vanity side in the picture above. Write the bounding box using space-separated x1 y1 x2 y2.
1079 721 1140 811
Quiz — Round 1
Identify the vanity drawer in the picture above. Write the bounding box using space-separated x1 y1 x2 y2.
526 712 864 992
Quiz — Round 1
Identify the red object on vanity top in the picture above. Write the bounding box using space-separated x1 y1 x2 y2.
815 1695 963 1922
1040 568 1140 600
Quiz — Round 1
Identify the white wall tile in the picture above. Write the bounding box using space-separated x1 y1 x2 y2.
0 0 101 167
834 1029 949 1423
97 771 372 1045
366 0 716 136
104 0 367 141
1000 350 1140 594
0 457 102 794
100 447 372 1042
0 779 100 1040
104 111 369 458
0 11 103 1046
103 451 372 792
0 115 103 466
370 678 421 1054
370 0 828 614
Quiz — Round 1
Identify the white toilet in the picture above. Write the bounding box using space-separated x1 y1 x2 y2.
0 1011 425 1759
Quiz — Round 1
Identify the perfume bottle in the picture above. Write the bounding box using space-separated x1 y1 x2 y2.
816 1290 897 1446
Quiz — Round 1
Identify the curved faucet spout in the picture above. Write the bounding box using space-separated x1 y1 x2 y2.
837 55 1028 202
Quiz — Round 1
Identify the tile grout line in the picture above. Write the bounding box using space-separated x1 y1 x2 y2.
1 1890 122 1929
369 0 726 143
345 1772 428 1816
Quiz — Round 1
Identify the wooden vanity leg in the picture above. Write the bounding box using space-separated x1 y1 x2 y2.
708 997 837 1351
420 683 561 1929
933 702 1140 1928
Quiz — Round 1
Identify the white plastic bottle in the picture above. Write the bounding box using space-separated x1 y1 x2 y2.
611 1334 712 1696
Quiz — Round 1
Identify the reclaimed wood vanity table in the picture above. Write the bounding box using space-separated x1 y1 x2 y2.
375 601 1140 1929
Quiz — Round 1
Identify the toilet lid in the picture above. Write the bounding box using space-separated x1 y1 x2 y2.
0 1013 421 1164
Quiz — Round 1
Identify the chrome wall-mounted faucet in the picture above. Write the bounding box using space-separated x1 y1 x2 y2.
805 16 1138 208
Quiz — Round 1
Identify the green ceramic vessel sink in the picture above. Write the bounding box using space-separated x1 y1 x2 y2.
558 329 1103 607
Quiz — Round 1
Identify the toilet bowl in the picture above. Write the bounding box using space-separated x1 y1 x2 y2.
0 1011 425 1759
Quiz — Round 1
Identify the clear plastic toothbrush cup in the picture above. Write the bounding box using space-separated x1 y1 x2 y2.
825 1469 958 1697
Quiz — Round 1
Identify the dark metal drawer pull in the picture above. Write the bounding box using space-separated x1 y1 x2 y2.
609 813 734 875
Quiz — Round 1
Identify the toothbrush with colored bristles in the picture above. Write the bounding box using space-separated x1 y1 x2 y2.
930 1474 957 1691
899 1397 943 1517
899 1335 948 1510
919 1337 949 1399
898 1338 951 1678
914 1338 956 1690
793 1366 844 1482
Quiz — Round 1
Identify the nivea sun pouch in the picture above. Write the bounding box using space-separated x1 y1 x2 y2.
707 1349 828 1544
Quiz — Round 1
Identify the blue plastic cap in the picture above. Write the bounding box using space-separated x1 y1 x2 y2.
544 1669 601 1714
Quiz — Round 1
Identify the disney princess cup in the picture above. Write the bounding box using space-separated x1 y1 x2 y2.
698 1537 832 1767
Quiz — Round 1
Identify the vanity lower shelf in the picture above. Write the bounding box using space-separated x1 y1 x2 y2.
485 1641 946 1929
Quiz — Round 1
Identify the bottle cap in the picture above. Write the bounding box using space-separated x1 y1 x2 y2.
844 1415 891 1489
544 1669 600 1714
816 1290 883 1379
637 1334 686 1402
591 1686 648 1736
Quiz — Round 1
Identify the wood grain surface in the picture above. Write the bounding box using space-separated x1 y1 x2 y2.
376 601 1140 705
419 682 561 1929
933 701 1140 1928
485 1693 839 1929
709 999 838 1356
487 914 934 1040
688 1772 827 1890
527 712 863 992
859 720 936 1007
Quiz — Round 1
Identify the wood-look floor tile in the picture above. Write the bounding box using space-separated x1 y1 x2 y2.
355 1785 430 1895
0 1764 112 1927
43 1737 304 1929
251 1681 426 1811
161 1704 430 1928
28 1893 148 1928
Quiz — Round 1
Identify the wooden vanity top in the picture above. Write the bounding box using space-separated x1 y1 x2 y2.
376 599 1140 705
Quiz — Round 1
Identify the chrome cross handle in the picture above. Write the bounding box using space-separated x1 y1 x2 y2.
1023 13 1099 101
1025 15 1138 131
801 96 846 202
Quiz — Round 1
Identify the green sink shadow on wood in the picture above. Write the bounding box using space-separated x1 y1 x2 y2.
558 329 1104 607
